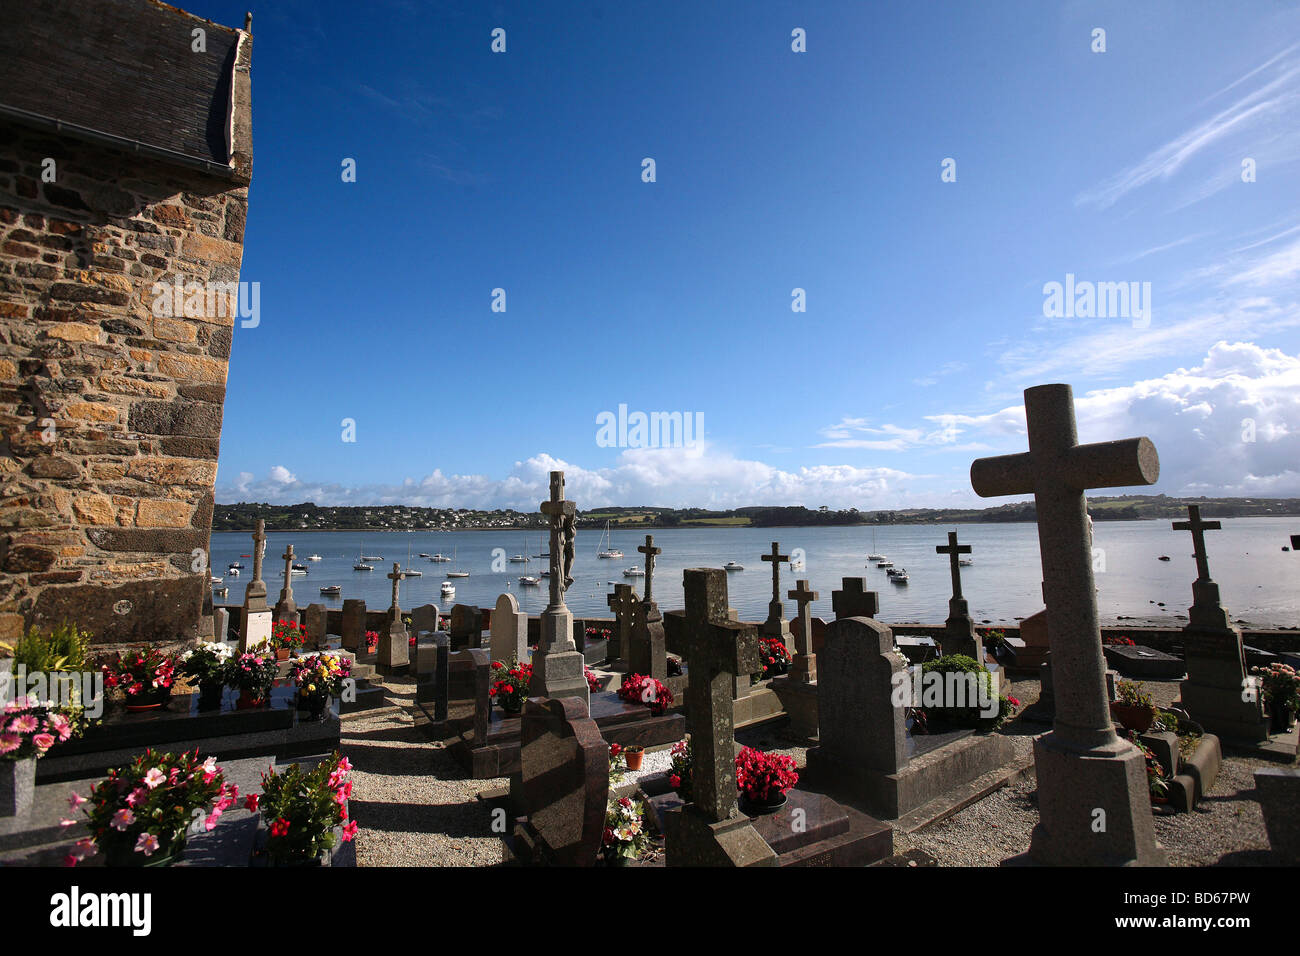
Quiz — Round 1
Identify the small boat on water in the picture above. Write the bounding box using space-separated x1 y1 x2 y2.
441 581 456 598
519 575 540 586
430 553 451 562
353 562 373 571
361 554 382 561
307 554 322 562
227 567 239 576
889 569 909 583
596 520 623 559
724 561 744 571
623 566 644 577
320 585 341 596
876 561 894 569
418 553 431 558
1158 555 1171 561
958 558 972 566
209 575 223 585
228 562 245 570
867 553 885 561
508 554 528 563
446 546 469 577
540 569 550 578
402 568 423 577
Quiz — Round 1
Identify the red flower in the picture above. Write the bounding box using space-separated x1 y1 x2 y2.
669 774 681 789
270 817 291 838
244 793 260 812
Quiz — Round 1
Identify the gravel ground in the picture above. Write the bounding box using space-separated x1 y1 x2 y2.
341 675 1287 867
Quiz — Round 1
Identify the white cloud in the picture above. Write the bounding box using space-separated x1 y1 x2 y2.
268 465 297 485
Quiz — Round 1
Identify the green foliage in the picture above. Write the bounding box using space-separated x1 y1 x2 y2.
12 621 92 672
920 654 997 726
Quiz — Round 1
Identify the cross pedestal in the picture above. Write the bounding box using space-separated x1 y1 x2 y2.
239 519 270 652
275 543 298 623
532 471 588 704
379 563 409 671
972 383 1165 865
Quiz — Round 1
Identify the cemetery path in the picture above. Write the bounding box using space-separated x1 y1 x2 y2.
341 677 505 867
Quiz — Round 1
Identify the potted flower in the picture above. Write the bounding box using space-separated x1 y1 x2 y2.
489 659 532 715
364 630 379 653
248 752 358 866
290 653 351 721
617 673 673 716
669 736 693 801
100 645 177 711
600 793 649 866
223 652 278 709
734 745 798 815
1 695 81 818
756 638 792 680
1251 663 1300 733
1111 680 1158 733
179 641 233 711
270 619 307 660
622 744 644 771
68 749 238 866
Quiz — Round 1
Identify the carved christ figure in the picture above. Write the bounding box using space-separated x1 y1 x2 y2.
561 512 576 589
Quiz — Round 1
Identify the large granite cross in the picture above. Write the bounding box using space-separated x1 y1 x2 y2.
831 578 878 620
971 383 1163 865
380 562 409 671
607 582 639 665
677 568 760 823
243 519 267 608
761 542 789 604
638 534 661 605
275 543 297 621
533 471 587 702
787 579 818 683
388 562 402 615
541 471 576 606
1173 505 1219 584
760 541 792 645
936 531 971 600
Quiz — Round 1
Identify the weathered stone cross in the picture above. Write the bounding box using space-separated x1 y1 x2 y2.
971 383 1163 865
787 579 819 682
678 568 760 823
831 577 878 620
1172 505 1220 583
607 582 639 665
936 531 971 600
638 534 661 604
761 542 789 604
388 562 402 614
533 470 586 702
244 519 267 606
540 471 576 608
275 542 298 621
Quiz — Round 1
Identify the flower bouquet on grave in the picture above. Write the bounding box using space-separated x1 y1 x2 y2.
1111 680 1158 733
364 630 379 654
668 736 693 802
1104 635 1136 646
291 653 351 721
248 752 357 866
608 743 627 786
617 673 673 717
66 748 237 867
1251 663 1300 732
585 625 612 644
600 793 649 866
584 667 603 694
179 641 234 711
222 652 278 709
755 638 791 680
100 645 178 711
734 745 798 815
1 695 82 818
270 619 307 660
1127 734 1170 805
488 659 532 715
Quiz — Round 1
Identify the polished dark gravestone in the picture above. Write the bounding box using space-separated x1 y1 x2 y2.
1104 644 1185 681
508 697 608 867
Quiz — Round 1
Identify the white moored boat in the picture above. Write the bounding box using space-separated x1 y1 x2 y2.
596 520 623 559
441 581 456 598
724 561 744 571
623 566 644 577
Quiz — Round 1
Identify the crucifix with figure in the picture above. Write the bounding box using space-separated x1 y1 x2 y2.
532 471 588 703
760 542 792 647
971 382 1164 866
663 568 774 867
936 531 979 660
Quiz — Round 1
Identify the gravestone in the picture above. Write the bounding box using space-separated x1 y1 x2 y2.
1254 768 1300 862
432 633 450 722
531 471 588 705
936 531 982 661
971 382 1164 865
238 520 272 652
630 535 668 683
303 604 327 652
274 543 298 624
663 568 775 867
509 697 608 867
1015 609 1051 671
214 607 230 643
606 583 638 667
378 563 409 671
1173 506 1270 746
450 604 484 651
770 578 820 737
492 593 528 664
341 599 366 653
760 542 793 649
410 603 440 636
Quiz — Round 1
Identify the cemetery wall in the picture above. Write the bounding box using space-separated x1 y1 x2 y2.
0 14 252 650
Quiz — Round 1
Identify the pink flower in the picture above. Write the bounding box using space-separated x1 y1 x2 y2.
32 733 55 752
134 832 159 856
68 791 87 810
124 787 147 808
8 714 37 734
143 768 166 789
0 733 20 755
336 756 352 773
341 820 358 842
48 713 72 741
111 808 135 831
204 809 222 831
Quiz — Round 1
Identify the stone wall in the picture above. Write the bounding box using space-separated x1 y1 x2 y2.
0 109 251 649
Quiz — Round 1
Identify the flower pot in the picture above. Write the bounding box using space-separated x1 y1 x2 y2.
236 690 267 710
0 757 36 819
1110 702 1155 733
499 699 523 715
740 791 788 816
302 694 330 722
603 849 632 866
197 682 224 712
124 690 170 713
624 747 644 771
1269 704 1295 734
275 648 291 662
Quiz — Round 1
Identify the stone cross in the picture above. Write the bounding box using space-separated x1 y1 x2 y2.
676 568 760 823
607 583 639 666
936 531 971 600
379 563 409 671
831 578 878 620
532 470 587 703
761 542 789 604
760 541 792 646
275 543 297 622
638 534 662 605
971 382 1163 865
1173 505 1220 584
244 519 267 607
786 579 819 682
388 562 402 614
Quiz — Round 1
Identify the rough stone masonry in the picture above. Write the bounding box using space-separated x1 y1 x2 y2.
0 0 254 650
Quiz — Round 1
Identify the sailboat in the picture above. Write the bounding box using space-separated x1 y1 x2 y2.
447 545 469 578
401 541 422 577
867 527 885 562
597 520 623 559
353 541 374 571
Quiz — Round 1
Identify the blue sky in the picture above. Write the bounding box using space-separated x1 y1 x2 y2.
192 0 1300 510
